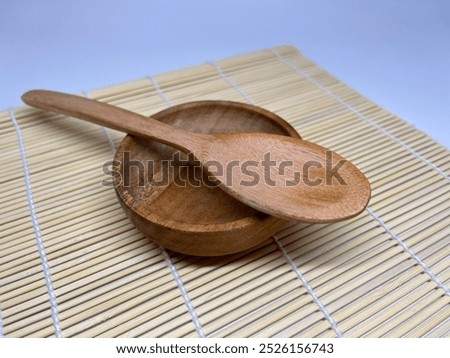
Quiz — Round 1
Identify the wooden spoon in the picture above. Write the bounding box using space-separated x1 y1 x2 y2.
22 90 371 223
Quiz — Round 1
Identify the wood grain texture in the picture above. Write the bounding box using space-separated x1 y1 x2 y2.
114 101 300 255
22 90 371 226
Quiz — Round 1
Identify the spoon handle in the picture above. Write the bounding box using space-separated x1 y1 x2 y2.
22 90 198 153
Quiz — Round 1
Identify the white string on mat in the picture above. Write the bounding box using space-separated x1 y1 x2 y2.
210 61 343 337
208 62 256 105
159 247 206 338
272 235 343 337
9 108 63 338
366 208 450 296
270 49 449 181
147 76 206 338
147 76 173 107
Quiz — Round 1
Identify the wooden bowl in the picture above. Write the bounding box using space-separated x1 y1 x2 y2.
113 101 301 256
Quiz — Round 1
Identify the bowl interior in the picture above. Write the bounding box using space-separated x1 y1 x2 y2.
114 101 300 231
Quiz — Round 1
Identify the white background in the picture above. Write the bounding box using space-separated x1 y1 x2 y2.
1 0 449 148
0 337 449 357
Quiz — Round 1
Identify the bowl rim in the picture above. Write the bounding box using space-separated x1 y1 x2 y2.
113 100 300 234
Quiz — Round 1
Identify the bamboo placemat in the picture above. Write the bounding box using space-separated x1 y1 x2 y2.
1 45 449 338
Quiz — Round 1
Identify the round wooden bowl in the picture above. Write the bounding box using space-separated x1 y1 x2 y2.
113 101 301 256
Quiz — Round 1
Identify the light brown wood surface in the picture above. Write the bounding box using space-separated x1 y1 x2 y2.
114 101 300 255
22 90 371 225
